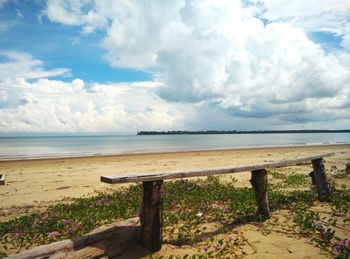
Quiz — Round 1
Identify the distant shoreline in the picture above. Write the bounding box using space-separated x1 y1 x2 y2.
138 130 350 135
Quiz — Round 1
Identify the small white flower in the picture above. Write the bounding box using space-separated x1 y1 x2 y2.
196 212 203 217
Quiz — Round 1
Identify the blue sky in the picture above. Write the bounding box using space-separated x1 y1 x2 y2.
0 0 349 133
0 1 151 83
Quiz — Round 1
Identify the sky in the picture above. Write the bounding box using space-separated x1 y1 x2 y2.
0 0 349 134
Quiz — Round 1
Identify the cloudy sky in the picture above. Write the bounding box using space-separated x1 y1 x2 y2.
0 0 349 134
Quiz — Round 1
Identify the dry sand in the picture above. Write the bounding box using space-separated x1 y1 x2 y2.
0 144 349 220
0 144 349 258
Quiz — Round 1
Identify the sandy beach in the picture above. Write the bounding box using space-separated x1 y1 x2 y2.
0 144 349 221
1 144 350 258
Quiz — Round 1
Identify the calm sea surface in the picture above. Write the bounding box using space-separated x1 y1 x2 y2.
0 133 349 160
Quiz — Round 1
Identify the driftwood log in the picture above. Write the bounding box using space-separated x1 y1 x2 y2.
7 218 140 259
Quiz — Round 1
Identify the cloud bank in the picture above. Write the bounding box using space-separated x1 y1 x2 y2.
0 76 194 132
1 0 350 132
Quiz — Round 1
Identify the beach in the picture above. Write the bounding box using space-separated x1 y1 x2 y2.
1 144 349 221
1 144 350 258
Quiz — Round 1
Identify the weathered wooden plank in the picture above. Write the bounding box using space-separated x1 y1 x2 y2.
251 169 270 218
140 180 163 252
312 158 331 202
101 152 334 184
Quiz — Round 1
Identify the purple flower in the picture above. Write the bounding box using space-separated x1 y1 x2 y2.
201 235 207 241
67 227 76 233
213 244 219 251
203 246 209 253
62 219 71 226
212 203 219 209
333 244 341 253
340 239 348 245
47 231 60 238
13 232 22 238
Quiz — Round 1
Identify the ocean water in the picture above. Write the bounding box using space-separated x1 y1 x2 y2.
0 133 349 160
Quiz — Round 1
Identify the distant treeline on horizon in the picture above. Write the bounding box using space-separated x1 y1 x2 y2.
137 130 350 135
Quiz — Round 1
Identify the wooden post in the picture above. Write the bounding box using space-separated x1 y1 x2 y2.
140 180 163 252
346 163 350 174
312 158 330 202
251 169 270 218
308 171 316 185
0 174 5 185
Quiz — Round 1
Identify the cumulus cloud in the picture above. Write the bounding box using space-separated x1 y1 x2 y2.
257 0 350 49
0 51 70 80
0 77 193 132
45 0 109 33
3 0 349 132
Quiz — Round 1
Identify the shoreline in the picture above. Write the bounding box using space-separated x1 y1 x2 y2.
0 142 349 162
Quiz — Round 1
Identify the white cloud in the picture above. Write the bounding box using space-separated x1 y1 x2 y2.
258 0 349 20
0 78 193 132
45 0 108 33
0 51 70 80
3 0 349 131
257 0 350 49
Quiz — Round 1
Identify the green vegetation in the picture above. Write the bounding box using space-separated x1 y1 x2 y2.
269 169 308 187
137 129 350 135
1 171 350 258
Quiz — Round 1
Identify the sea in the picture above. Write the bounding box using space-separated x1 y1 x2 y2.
0 133 349 161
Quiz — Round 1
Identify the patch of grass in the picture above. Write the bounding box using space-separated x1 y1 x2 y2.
270 169 308 187
0 185 142 251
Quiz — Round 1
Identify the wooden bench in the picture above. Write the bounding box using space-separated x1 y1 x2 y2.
101 152 334 252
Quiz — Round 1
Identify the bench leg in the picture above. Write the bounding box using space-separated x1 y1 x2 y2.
312 158 330 202
140 180 163 252
251 169 270 218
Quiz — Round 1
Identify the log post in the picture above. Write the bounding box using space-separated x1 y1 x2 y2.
140 180 164 252
346 163 350 174
312 158 330 202
308 171 316 185
250 169 270 219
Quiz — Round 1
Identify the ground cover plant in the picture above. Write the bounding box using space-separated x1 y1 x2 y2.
1 168 350 258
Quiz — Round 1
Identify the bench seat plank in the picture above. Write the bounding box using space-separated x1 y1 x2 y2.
101 152 334 184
